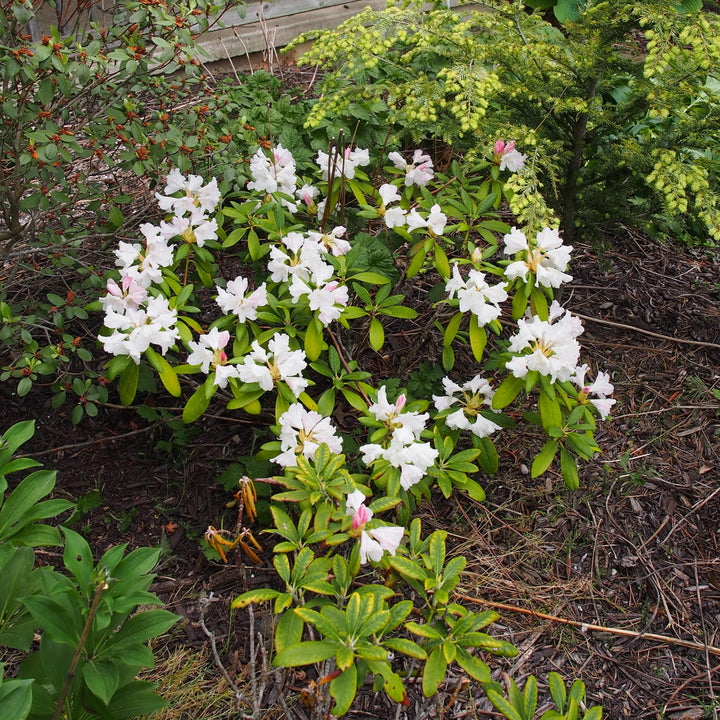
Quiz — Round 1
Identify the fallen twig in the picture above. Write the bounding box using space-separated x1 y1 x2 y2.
455 594 720 657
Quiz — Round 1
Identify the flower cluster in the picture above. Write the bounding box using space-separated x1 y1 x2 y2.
100 170 222 362
507 302 584 383
273 403 343 467
433 376 503 438
388 148 434 186
359 388 439 490
445 264 508 324
503 226 573 288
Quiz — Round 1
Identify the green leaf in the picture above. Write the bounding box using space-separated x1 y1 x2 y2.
560 447 580 490
538 391 563 431
388 556 427 582
182 380 216 424
145 347 181 397
582 707 603 720
304 316 324 361
99 680 167 719
531 440 558 478
274 640 337 667
469 316 487 362
492 375 524 409
275 608 304 655
330 663 357 716
422 646 448 697
232 588 281 609
369 317 385 351
350 271 391 285
486 687 524 720
83 660 120 705
62 527 93 589
443 312 463 347
0 676 33 720
455 648 491 683
383 637 427 660
548 671 567 712
118 361 139 406
0 469 57 543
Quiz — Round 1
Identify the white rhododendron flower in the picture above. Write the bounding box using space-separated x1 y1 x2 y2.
102 275 147 313
384 205 407 229
503 226 573 288
572 364 616 419
427 204 447 236
316 146 369 181
247 144 298 209
101 295 179 363
445 264 508 325
155 169 220 220
158 214 218 248
494 140 527 173
272 403 343 467
186 327 239 388
506 301 584 383
378 183 401 207
433 376 503 438
346 490 404 564
306 281 349 325
115 224 173 287
236 332 308 396
388 149 434 186
406 208 428 233
267 232 333 286
307 226 351 257
360 426 438 490
369 387 428 439
215 276 267 323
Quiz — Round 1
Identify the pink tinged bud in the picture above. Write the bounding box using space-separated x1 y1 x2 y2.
494 140 506 156
325 281 338 292
220 350 228 364
121 275 133 292
504 141 516 154
303 193 312 206
352 504 370 530
471 246 482 263
395 394 407 413
344 146 352 160
107 279 121 297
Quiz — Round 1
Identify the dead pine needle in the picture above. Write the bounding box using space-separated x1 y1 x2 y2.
455 594 720 658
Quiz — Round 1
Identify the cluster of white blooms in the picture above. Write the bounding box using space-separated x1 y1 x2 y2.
388 149 434 187
267 228 350 327
346 489 404 564
359 388 439 490
102 170 221 363
316 146 370 181
503 226 573 288
236 332 308 397
494 140 527 173
506 301 584 383
247 144 298 210
377 181 448 235
433 376 503 438
445 263 508 325
272 403 343 467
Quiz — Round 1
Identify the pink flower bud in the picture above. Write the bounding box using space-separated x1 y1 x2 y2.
352 503 370 530
504 141 516 154
494 140 506 156
344 146 352 160
471 246 482 264
395 394 407 413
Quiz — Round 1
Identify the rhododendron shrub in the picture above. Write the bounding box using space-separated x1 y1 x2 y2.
98 139 610 715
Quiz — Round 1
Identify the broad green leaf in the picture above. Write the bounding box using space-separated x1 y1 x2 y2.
82 660 120 705
118 361 139 406
144 347 181 397
304 316 324 361
383 637 427 659
560 447 580 490
369 317 385 351
422 646 447 697
531 439 558 478
232 588 281 609
274 640 337 667
275 609 303 654
0 677 33 720
469 316 487 362
182 380 216 424
455 648 491 683
492 375 524 409
548 671 567 712
330 663 357 716
99 680 167 719
62 527 93 589
486 687 524 720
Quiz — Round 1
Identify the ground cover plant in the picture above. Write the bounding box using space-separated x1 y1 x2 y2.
1 0 720 719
